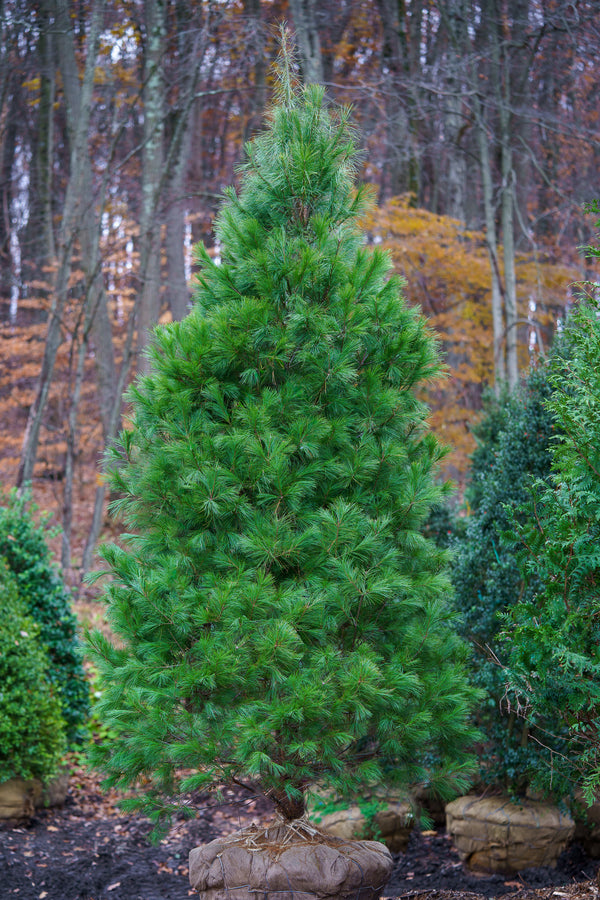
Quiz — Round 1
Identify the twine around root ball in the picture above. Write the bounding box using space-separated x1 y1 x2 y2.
219 814 335 856
189 814 395 899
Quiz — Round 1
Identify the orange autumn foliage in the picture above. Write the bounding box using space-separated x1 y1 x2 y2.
365 197 578 486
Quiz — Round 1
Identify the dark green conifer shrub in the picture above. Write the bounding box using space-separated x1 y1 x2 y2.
88 67 478 825
0 489 89 743
0 561 67 783
507 282 600 798
451 365 568 794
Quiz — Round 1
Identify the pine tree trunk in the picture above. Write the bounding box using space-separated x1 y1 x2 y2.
271 789 306 821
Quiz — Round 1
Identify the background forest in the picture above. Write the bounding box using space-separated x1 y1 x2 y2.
1 0 600 581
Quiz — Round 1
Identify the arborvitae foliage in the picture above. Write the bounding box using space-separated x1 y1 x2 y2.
451 365 570 795
507 293 600 800
0 489 89 743
88 63 477 825
0 560 67 783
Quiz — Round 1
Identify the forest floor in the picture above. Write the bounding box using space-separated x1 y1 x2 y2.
0 761 598 900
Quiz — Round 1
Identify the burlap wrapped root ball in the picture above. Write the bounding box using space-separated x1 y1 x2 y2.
189 817 393 900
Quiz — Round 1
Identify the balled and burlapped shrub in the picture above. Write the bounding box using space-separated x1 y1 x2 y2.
88 72 478 826
451 363 570 795
0 490 89 743
0 560 66 783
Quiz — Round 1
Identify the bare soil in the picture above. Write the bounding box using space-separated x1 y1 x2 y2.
1 764 598 900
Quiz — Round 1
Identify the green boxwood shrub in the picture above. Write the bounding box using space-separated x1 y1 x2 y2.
508 294 600 799
0 489 89 743
0 560 67 783
451 363 570 796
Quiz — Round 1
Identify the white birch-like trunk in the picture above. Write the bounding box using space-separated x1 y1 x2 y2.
475 99 506 393
497 44 519 390
136 0 166 372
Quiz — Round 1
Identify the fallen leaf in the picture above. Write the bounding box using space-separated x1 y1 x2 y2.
46 826 58 832
39 893 47 899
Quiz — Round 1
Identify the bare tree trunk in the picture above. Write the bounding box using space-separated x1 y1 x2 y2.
0 85 17 299
468 0 508 393
510 0 533 250
163 6 216 324
62 304 88 572
80 174 117 440
136 0 166 371
82 6 208 572
0 8 20 311
164 173 190 322
164 89 195 323
33 7 56 264
468 0 521 393
18 7 55 326
82 286 140 574
494 11 519 390
243 0 267 140
54 2 116 441
375 0 421 201
39 23 56 265
289 0 324 86
439 0 468 221
476 105 506 392
500 135 518 390
17 0 105 489
164 197 189 322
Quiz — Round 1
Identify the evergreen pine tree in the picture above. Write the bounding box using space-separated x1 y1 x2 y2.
89 55 477 825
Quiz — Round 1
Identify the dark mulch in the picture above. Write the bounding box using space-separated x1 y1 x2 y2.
391 889 600 900
0 763 273 900
1 765 599 900
385 826 599 899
